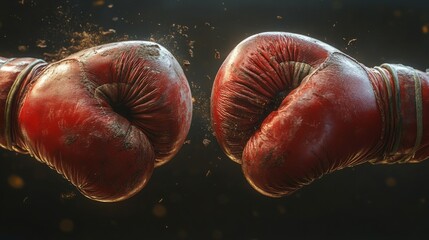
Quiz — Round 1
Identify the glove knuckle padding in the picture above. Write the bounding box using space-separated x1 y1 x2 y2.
17 42 192 202
75 42 192 166
242 53 382 197
211 32 337 163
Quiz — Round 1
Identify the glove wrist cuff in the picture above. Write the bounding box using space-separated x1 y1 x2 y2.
370 64 425 163
0 58 46 152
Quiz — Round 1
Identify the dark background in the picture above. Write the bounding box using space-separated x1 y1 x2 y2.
1 0 429 239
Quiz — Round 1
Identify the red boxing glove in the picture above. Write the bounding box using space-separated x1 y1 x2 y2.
211 32 429 197
0 41 192 202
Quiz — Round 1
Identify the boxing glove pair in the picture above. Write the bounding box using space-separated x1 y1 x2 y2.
1 32 428 202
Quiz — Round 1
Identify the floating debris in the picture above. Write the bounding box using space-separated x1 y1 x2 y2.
36 39 47 48
182 60 191 67
203 139 211 147
347 38 357 46
214 49 221 59
17 45 28 52
101 29 116 36
60 191 77 200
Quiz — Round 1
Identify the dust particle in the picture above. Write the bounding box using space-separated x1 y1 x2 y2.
101 29 116 36
182 60 191 67
36 39 47 48
17 45 28 52
347 38 357 46
203 139 211 147
61 191 77 200
214 49 221 59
